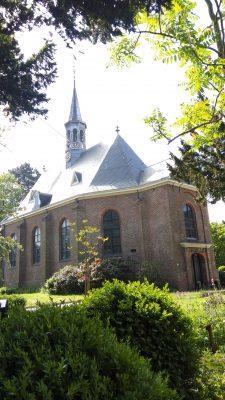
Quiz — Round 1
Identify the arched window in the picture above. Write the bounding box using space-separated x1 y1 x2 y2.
67 130 70 141
33 227 41 264
9 233 17 268
60 219 71 260
73 128 77 142
103 210 121 255
183 204 198 239
80 130 84 143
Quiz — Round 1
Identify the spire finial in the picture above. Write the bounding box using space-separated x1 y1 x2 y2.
115 125 120 134
73 55 76 84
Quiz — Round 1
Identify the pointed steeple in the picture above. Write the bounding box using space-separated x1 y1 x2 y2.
68 80 82 122
65 76 87 168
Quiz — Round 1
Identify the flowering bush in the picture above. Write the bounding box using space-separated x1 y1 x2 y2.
91 257 137 284
43 265 84 294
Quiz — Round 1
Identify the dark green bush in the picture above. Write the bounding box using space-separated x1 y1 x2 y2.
0 294 26 310
92 257 137 284
44 265 84 294
194 350 225 400
0 304 179 400
218 266 225 287
82 280 198 393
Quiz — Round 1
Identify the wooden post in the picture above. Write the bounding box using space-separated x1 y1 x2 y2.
206 324 217 353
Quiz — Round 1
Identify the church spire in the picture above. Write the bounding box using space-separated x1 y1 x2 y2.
65 76 87 168
68 79 82 122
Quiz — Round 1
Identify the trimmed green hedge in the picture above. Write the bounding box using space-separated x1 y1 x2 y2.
0 305 179 400
82 280 198 394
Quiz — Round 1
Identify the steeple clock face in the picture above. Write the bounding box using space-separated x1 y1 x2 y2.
65 151 71 162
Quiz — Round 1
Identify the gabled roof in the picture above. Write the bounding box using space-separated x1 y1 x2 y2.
91 135 146 188
4 135 171 220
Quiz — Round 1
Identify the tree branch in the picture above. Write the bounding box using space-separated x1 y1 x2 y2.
168 118 219 144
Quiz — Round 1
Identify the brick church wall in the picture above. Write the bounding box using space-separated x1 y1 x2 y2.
3 183 216 290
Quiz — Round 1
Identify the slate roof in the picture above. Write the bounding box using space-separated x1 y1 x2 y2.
68 80 83 123
6 135 170 219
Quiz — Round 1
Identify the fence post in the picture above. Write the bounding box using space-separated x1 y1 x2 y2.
206 324 217 353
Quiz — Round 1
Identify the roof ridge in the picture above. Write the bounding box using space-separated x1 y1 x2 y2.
115 135 138 185
89 139 115 186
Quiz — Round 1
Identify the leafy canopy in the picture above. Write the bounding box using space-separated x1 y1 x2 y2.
9 162 40 198
0 173 23 261
111 0 225 202
210 222 225 267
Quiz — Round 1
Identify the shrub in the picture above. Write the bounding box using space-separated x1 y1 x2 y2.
0 304 180 400
218 266 225 287
194 350 225 400
91 257 138 285
44 265 84 294
0 294 26 314
82 280 198 393
139 261 166 287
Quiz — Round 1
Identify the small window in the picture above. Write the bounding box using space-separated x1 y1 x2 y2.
183 204 198 239
33 227 41 264
80 130 84 142
103 210 121 255
60 219 71 260
67 130 70 141
9 233 17 268
73 128 77 142
71 171 82 185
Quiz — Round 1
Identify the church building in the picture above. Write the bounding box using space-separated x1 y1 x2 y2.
2 80 217 290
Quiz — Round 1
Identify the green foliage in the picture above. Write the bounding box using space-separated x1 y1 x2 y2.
91 257 138 284
145 108 171 141
82 280 198 393
0 172 22 264
211 223 225 267
139 261 166 287
0 304 179 400
195 351 225 400
111 0 225 201
9 163 40 198
0 294 26 310
169 139 225 203
0 173 23 221
72 219 107 295
218 266 225 287
44 265 84 295
110 36 141 67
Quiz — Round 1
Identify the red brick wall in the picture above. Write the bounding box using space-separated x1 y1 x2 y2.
3 184 217 290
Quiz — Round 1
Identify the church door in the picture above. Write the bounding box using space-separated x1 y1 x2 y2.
192 253 204 289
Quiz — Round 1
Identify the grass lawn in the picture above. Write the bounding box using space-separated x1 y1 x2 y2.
11 292 84 307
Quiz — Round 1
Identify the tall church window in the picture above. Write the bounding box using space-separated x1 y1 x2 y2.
33 227 41 264
183 204 198 239
80 130 84 142
103 210 121 255
67 130 70 141
9 233 17 268
73 128 77 142
60 219 71 260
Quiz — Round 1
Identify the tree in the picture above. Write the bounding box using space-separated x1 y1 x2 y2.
0 173 23 262
9 163 40 199
0 0 167 120
73 219 106 295
210 222 225 267
111 0 225 202
0 173 23 221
